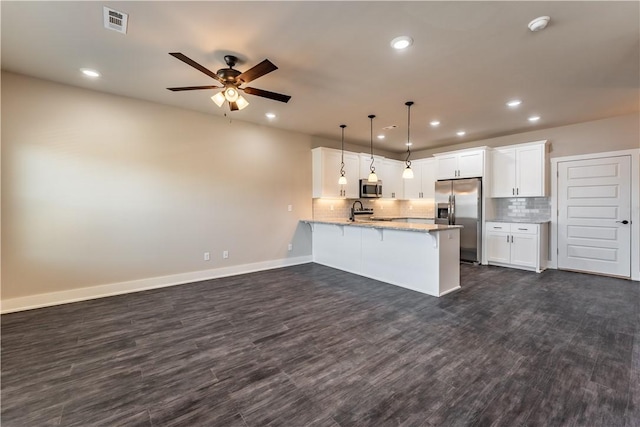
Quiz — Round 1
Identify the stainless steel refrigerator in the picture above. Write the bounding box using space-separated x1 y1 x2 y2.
435 178 482 263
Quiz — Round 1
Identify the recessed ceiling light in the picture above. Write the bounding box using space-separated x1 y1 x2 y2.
81 68 101 78
405 142 413 146
430 120 440 127
456 131 466 136
528 16 550 32
265 113 276 119
528 115 541 122
506 100 522 108
377 134 385 140
390 36 413 50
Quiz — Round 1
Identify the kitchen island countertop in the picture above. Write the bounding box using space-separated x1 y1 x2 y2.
301 219 462 233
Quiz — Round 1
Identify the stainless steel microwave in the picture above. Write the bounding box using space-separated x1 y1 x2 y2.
359 179 382 198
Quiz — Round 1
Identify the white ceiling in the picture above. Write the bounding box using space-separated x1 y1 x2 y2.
2 1 638 153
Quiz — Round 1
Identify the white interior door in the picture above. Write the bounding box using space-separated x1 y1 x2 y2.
557 155 631 277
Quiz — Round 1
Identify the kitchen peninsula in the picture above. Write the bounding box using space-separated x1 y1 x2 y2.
302 219 462 297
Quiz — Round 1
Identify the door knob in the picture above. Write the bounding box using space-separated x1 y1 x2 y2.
616 220 629 224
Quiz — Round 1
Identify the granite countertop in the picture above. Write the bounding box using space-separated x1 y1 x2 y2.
301 219 462 233
487 218 551 224
368 216 435 221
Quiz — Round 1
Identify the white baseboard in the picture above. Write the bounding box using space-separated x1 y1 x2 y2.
1 256 313 314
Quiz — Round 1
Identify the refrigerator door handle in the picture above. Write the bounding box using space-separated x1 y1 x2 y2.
450 195 455 225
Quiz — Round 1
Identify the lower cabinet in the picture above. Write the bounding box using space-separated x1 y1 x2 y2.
485 222 548 272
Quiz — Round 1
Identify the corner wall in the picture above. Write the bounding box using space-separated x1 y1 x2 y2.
1 72 313 308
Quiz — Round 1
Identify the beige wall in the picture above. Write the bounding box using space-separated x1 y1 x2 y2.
1 72 313 300
412 113 640 159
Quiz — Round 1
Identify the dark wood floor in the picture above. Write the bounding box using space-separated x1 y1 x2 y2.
2 263 639 426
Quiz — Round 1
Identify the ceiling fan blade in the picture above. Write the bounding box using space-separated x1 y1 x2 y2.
229 101 239 111
237 59 277 84
169 52 222 82
243 87 291 103
167 85 222 91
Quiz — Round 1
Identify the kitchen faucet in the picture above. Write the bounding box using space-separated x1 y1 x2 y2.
350 200 372 221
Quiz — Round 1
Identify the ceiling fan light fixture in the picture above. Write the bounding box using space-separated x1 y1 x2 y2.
211 91 225 107
224 87 239 102
235 95 249 110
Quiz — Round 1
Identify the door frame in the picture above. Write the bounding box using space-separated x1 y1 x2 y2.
550 149 640 281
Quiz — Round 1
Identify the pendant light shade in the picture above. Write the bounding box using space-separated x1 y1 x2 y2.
403 101 414 179
338 124 348 185
367 115 378 183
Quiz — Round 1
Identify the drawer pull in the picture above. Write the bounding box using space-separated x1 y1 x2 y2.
517 228 528 231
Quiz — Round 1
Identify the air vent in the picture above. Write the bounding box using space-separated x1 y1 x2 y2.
103 6 128 34
382 125 398 130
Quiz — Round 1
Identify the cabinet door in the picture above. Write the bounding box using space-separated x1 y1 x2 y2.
458 150 484 178
343 153 361 198
380 160 404 199
511 233 538 268
436 155 458 180
402 164 423 199
491 148 516 197
318 149 342 198
515 145 544 197
486 232 511 263
419 159 437 199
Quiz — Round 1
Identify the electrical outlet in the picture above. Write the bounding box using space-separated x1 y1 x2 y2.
204 252 210 261
287 204 293 212
223 250 229 259
288 243 293 251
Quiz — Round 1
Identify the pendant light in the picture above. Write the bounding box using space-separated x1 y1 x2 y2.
367 114 378 183
403 101 415 179
338 124 348 185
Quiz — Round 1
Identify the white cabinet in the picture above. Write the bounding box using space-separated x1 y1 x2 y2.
403 159 437 199
312 147 359 198
485 222 547 272
379 159 404 199
491 141 547 197
434 149 485 180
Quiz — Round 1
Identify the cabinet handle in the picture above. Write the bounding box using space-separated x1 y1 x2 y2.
506 235 509 242
511 235 514 243
494 226 502 229
516 188 519 195
517 228 528 231
512 188 515 195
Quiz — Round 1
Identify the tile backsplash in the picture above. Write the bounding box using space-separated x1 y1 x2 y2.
312 198 434 220
494 197 551 221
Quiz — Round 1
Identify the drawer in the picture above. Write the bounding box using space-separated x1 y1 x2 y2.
511 224 538 234
486 222 510 232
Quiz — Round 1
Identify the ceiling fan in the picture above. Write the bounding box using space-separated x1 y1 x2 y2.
167 53 291 111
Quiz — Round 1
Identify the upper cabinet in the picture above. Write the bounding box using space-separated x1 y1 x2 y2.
379 159 404 199
490 141 547 197
403 158 437 199
434 149 485 179
312 147 359 198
